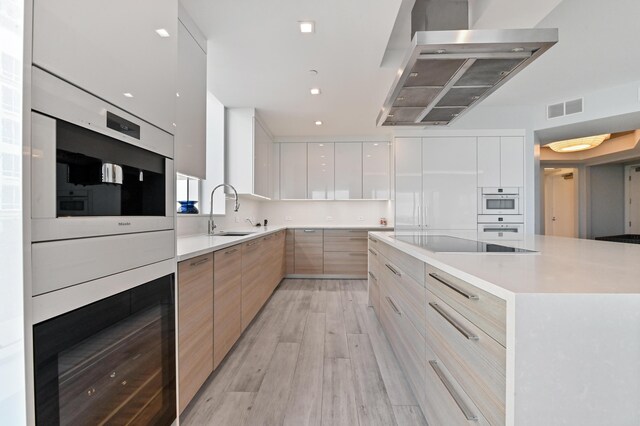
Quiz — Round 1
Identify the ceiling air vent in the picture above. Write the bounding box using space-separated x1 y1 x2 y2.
547 98 583 119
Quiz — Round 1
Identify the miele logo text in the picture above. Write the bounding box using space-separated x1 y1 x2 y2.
118 222 131 226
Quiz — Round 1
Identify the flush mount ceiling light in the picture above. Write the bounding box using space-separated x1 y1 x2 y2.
310 88 321 95
315 121 323 126
547 134 611 152
123 92 134 98
299 21 315 33
155 28 170 38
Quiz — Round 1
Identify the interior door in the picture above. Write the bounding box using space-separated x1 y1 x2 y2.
627 165 640 234
545 172 577 237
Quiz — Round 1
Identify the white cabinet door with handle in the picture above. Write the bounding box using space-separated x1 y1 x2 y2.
307 143 335 200
335 143 362 199
363 142 390 200
395 138 422 230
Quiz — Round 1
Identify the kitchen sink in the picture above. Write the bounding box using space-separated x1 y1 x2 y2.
214 231 255 236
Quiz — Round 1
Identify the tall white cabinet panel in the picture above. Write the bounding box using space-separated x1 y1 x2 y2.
363 142 390 199
423 137 477 230
500 136 525 187
32 0 178 133
307 143 335 200
335 143 362 200
272 143 280 199
175 20 206 178
395 138 423 230
477 137 501 188
254 119 272 198
280 143 307 199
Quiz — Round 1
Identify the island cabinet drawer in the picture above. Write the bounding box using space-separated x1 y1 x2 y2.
379 285 426 411
380 257 426 339
324 229 368 252
378 241 425 286
368 270 380 315
323 251 367 275
424 344 491 426
426 290 506 426
426 265 506 347
368 247 379 280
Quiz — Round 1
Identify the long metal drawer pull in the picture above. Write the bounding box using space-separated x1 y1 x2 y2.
349 237 367 240
483 227 519 233
428 360 478 421
303 229 316 233
368 271 377 280
224 248 238 255
349 252 367 256
246 241 258 247
429 302 479 341
385 263 401 277
190 257 210 267
368 248 377 256
429 273 479 300
369 237 378 243
263 236 273 240
385 296 401 316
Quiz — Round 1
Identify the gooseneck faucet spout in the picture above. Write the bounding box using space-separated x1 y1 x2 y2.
208 183 240 235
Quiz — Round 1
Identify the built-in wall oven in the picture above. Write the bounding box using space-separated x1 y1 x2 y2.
30 67 175 296
480 187 522 215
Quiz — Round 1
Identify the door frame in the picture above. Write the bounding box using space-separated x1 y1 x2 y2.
624 164 640 233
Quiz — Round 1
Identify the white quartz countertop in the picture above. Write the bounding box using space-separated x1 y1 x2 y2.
177 225 392 261
371 231 640 297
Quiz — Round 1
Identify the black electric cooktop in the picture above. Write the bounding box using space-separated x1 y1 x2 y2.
392 234 536 253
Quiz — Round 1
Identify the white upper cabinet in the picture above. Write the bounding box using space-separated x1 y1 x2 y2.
395 138 423 230
363 142 390 200
307 143 335 200
335 143 362 200
423 137 478 230
175 19 206 179
500 136 525 187
226 108 273 198
280 143 307 199
272 143 280 200
32 0 178 134
478 136 524 188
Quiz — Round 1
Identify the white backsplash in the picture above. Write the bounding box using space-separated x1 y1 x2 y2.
177 198 394 236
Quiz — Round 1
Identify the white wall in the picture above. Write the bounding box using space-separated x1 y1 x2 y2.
261 200 393 227
1 0 26 421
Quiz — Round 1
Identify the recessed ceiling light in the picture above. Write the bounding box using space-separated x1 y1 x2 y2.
123 92 133 98
374 143 379 146
436 49 446 54
299 21 315 33
176 92 180 97
512 47 525 52
387 114 394 118
310 88 321 95
397 97 405 101
155 28 170 38
315 121 323 126
409 72 418 77
321 163 326 166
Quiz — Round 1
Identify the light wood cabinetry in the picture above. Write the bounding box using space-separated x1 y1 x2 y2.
32 0 177 133
213 245 242 370
227 108 273 198
241 238 264 330
285 229 295 274
323 229 367 276
175 18 206 178
178 253 214 413
478 136 524 188
368 237 381 315
294 229 324 274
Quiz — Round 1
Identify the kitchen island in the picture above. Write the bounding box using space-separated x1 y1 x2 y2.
368 231 640 426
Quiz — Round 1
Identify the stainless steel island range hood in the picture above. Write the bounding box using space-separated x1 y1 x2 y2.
377 0 558 127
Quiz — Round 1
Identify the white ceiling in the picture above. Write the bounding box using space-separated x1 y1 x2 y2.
482 0 640 107
183 0 640 137
182 0 403 137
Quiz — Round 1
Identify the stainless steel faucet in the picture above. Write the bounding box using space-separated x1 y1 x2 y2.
208 183 240 235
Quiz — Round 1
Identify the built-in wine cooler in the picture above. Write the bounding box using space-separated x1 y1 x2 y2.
33 274 176 425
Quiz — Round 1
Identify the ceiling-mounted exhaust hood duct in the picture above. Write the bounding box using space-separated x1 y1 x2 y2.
377 0 558 127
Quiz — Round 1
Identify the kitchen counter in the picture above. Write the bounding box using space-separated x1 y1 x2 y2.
371 231 640 297
177 225 392 261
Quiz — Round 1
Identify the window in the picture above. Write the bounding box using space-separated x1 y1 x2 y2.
1 53 20 82
0 183 19 210
176 173 200 213
1 85 20 114
1 118 20 145
1 152 19 177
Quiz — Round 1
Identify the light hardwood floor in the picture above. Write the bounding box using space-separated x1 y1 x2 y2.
181 279 428 426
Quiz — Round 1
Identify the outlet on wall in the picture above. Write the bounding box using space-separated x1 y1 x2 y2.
357 216 364 221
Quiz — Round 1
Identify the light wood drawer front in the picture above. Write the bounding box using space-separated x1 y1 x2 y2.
324 229 368 238
178 252 214 412
294 228 324 244
368 271 380 315
323 251 367 275
427 265 506 347
380 285 426 411
323 235 368 252
378 240 425 286
294 229 323 274
241 239 263 330
285 229 295 274
424 343 490 426
426 290 506 426
368 247 379 281
213 245 242 370
380 256 426 339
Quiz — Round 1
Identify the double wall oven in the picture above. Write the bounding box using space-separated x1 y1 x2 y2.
478 187 524 240
30 67 177 425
